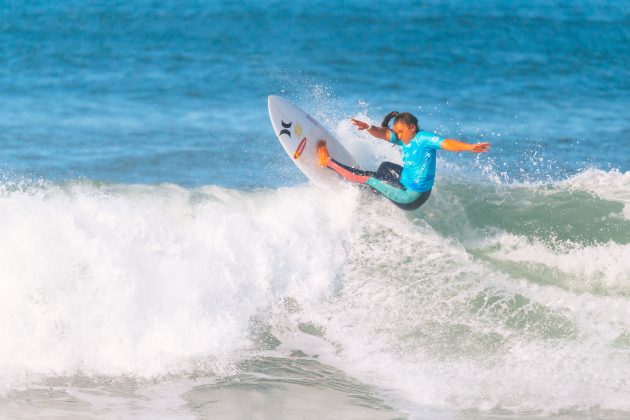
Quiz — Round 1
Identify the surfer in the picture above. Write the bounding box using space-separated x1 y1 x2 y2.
317 111 490 210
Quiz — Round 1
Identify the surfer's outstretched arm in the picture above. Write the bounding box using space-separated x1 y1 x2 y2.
350 118 392 142
441 139 490 153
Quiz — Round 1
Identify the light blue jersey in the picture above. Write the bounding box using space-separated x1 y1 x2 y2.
389 130 444 192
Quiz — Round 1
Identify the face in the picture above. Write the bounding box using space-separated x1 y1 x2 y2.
393 121 417 143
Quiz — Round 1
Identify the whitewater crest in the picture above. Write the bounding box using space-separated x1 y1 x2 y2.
0 181 359 391
0 172 628 414
557 168 630 220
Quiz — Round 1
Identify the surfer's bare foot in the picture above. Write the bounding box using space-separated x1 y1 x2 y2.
317 140 331 167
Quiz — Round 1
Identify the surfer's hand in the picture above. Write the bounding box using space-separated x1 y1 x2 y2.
351 118 371 130
470 142 491 153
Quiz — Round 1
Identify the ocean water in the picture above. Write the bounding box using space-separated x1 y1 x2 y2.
1 1 629 419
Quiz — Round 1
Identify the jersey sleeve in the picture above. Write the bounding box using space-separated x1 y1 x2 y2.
418 132 444 149
388 130 404 146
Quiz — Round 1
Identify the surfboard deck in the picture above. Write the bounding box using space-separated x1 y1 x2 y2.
268 95 356 186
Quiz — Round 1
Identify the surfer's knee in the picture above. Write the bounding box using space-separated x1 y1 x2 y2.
365 178 432 210
393 189 432 210
366 178 418 204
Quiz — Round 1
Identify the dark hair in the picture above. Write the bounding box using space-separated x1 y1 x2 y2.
381 111 419 131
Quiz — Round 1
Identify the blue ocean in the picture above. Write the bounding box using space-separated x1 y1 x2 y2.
1 1 629 418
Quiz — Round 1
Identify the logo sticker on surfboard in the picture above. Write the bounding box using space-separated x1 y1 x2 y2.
279 120 292 137
293 137 307 159
294 123 303 137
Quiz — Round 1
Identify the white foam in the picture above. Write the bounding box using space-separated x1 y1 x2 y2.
273 206 630 415
0 181 360 392
1 178 629 416
480 233 630 293
557 168 630 220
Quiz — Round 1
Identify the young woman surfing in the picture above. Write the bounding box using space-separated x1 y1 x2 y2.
317 111 490 210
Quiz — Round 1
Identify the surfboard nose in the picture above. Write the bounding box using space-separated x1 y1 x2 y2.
268 95 282 111
268 95 290 124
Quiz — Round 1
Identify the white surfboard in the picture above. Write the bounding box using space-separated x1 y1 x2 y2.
268 95 356 186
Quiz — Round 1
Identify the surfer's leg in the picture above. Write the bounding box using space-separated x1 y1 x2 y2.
395 189 432 211
316 141 429 211
373 162 404 187
368 162 431 209
318 141 373 184
332 160 374 177
365 178 421 204
326 159 374 183
365 178 432 210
